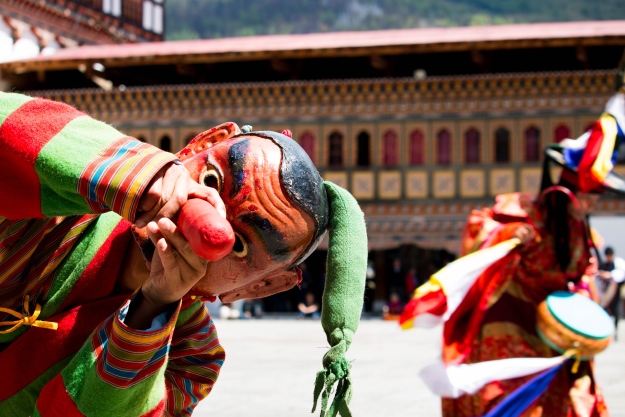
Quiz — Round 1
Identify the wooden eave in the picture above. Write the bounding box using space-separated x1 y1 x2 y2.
2 21 625 74
1 0 123 45
0 0 161 46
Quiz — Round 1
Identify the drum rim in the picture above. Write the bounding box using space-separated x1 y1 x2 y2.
536 327 594 360
546 291 613 340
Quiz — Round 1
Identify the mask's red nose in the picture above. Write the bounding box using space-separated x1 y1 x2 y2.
178 199 235 261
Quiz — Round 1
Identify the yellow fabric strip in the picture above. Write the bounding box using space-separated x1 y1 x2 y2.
112 314 174 345
0 295 58 334
591 114 618 182
400 318 415 330
410 279 443 299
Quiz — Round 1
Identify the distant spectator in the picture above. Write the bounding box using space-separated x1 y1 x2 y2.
388 258 404 299
242 299 263 319
384 293 404 317
598 246 625 338
220 302 241 319
298 292 320 319
404 267 418 297
364 260 377 312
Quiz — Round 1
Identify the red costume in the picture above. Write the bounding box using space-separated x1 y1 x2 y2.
442 192 607 417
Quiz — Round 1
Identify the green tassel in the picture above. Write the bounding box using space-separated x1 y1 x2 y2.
327 377 353 417
311 182 366 416
312 348 353 416
312 370 325 413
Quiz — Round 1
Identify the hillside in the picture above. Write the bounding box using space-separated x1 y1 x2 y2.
165 0 625 40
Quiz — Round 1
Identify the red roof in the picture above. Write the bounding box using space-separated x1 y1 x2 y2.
3 20 625 72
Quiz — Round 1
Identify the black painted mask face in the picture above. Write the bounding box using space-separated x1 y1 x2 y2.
182 134 317 302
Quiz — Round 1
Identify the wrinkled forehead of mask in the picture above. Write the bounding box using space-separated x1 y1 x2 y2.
234 130 329 264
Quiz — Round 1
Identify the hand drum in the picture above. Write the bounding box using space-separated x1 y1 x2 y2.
536 291 614 359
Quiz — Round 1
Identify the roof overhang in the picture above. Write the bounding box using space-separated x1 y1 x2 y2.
2 20 625 74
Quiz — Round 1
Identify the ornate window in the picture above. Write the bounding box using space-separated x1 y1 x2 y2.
437 129 451 165
383 129 398 166
328 131 344 167
356 131 371 167
136 135 147 143
524 127 540 162
300 132 316 164
554 124 571 143
409 130 424 165
142 0 164 34
464 128 480 164
103 0 122 17
0 19 14 63
494 127 511 163
159 135 171 152
121 0 143 26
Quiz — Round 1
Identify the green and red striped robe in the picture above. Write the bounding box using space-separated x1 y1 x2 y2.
0 92 225 417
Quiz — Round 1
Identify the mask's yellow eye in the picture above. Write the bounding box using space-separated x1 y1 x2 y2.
232 232 248 258
200 167 221 192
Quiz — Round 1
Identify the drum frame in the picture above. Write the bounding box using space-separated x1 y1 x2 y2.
536 301 611 360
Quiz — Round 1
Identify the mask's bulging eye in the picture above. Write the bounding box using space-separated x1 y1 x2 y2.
200 167 221 192
232 232 248 258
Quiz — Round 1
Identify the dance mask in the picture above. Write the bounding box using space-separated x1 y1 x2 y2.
175 122 328 301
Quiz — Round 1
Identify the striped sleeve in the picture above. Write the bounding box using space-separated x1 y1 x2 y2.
34 298 181 417
33 297 224 417
165 298 225 416
0 92 176 221
91 303 178 389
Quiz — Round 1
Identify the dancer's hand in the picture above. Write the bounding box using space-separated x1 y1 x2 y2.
514 224 536 245
125 217 210 329
135 162 226 228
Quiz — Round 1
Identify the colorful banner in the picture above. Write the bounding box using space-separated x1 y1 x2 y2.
400 238 520 329
419 355 567 399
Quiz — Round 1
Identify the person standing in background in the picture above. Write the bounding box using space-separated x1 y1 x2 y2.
437 54 625 416
364 260 377 312
404 267 418 297
388 258 404 300
598 246 625 338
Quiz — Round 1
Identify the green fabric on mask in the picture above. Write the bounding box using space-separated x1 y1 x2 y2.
312 181 367 417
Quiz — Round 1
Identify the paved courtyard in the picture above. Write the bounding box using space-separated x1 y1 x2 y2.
196 318 625 417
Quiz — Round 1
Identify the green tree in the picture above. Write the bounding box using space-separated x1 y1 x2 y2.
165 0 625 40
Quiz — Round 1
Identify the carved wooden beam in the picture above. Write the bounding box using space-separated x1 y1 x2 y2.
175 63 198 78
370 54 396 76
270 58 292 74
471 49 489 72
369 54 389 71
576 45 590 69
